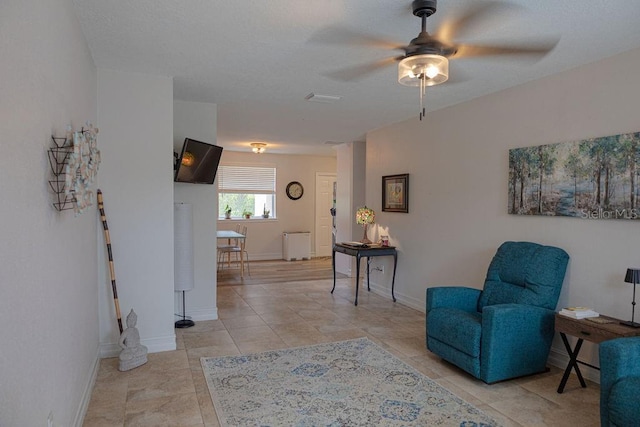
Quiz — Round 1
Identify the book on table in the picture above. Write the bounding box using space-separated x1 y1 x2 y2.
559 307 599 319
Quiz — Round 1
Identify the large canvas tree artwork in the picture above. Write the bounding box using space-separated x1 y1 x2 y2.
508 131 640 219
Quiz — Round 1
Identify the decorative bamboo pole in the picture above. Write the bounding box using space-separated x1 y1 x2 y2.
97 189 123 334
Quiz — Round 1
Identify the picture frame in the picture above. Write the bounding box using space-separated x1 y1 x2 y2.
508 130 640 220
382 174 409 213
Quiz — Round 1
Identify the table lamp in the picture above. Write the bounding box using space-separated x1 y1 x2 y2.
621 268 640 328
356 206 375 244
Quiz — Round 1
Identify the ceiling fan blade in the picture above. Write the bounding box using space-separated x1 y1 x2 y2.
308 26 406 52
455 39 559 59
436 1 522 43
322 56 403 82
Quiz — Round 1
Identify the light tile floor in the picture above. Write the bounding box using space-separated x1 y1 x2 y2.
83 278 600 426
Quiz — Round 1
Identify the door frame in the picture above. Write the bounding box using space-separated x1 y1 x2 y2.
315 172 337 257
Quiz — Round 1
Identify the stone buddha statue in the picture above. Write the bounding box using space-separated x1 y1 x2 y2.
118 309 148 371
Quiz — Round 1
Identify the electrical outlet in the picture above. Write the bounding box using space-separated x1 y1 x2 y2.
47 411 54 427
371 264 384 274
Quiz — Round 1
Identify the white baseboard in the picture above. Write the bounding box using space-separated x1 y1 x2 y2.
547 344 600 384
242 252 322 261
367 280 426 313
245 252 282 261
336 268 351 276
74 345 101 427
185 306 218 321
99 334 177 358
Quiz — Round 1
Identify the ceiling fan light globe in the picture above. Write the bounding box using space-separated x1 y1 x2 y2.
398 54 449 87
425 65 440 79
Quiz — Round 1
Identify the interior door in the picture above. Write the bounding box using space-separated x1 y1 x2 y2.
315 172 337 257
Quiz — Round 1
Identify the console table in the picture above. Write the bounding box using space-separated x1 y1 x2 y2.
332 243 397 306
554 313 640 393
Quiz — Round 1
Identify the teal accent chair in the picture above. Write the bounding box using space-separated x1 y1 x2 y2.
426 241 569 384
600 337 640 426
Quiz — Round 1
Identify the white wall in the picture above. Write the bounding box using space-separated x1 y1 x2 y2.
173 100 218 321
335 142 367 275
218 151 336 259
97 69 175 356
0 1 98 426
366 47 640 375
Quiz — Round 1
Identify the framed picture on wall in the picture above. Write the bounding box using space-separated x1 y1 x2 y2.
382 174 409 213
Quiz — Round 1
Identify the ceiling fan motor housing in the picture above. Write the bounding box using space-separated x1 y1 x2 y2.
408 0 456 58
407 36 456 57
412 0 437 17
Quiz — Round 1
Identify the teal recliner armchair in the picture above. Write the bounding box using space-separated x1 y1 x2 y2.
426 241 569 384
600 337 640 426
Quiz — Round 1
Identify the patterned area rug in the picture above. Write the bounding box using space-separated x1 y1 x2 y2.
201 338 500 426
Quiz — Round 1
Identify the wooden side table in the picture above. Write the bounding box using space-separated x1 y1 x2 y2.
554 313 640 393
332 243 397 306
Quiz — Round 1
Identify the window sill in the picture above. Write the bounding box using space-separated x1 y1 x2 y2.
218 218 277 222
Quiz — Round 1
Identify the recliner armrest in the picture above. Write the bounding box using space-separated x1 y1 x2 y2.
480 303 555 351
600 337 640 384
426 286 481 313
481 303 552 333
479 303 555 383
600 337 640 427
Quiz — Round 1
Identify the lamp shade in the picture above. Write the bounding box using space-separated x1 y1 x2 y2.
356 206 375 225
174 203 194 291
625 268 640 284
398 54 449 87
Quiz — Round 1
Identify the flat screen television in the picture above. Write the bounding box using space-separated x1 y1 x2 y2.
174 138 223 184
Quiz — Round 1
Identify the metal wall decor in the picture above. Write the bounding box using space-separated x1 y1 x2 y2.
48 129 76 211
508 131 640 219
48 123 100 214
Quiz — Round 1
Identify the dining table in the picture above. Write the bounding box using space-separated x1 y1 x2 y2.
216 230 247 277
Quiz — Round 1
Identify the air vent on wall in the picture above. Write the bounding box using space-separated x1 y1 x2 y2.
305 93 342 103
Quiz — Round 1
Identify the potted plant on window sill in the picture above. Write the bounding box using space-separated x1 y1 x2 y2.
262 207 270 219
224 205 232 219
242 210 252 219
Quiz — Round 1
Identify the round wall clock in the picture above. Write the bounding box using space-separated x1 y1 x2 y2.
286 181 304 200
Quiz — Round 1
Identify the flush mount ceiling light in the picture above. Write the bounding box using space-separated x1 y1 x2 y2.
250 143 267 154
313 0 559 121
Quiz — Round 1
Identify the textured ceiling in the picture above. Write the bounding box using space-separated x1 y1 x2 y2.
72 0 640 156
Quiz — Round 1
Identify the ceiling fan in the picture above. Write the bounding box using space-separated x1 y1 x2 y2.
312 0 559 120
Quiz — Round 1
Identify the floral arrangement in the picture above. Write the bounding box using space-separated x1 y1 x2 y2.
356 206 375 225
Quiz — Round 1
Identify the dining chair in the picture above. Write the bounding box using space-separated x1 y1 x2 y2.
217 226 251 276
217 224 241 268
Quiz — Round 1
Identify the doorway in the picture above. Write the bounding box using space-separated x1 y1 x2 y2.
315 172 337 257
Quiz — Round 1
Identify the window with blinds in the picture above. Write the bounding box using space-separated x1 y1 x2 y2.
218 165 276 219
